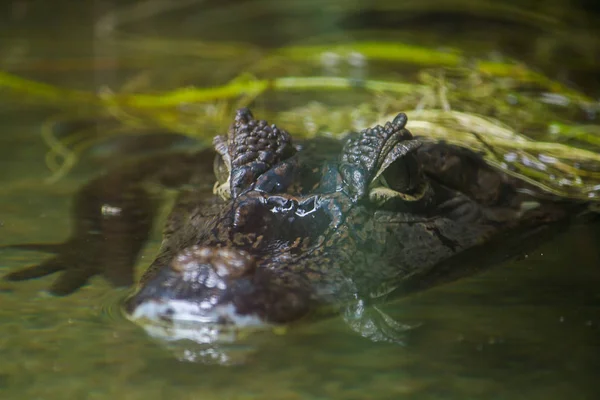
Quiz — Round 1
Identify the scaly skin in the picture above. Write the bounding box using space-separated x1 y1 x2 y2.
3 108 579 343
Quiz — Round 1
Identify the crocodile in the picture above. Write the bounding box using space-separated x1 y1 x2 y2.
2 108 584 345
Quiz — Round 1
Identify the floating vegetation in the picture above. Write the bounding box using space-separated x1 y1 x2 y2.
0 38 599 200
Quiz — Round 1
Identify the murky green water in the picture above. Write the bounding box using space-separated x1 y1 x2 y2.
1 1 599 399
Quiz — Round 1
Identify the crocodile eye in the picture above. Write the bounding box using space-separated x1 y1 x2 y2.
212 154 232 200
378 152 421 194
368 148 428 207
339 112 423 202
213 153 229 185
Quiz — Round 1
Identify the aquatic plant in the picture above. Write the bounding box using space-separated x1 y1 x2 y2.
0 38 599 201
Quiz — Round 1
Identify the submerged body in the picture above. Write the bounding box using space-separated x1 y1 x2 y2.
3 109 580 344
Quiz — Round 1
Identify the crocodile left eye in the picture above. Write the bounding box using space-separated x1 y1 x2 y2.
368 149 428 207
377 152 421 194
339 112 426 204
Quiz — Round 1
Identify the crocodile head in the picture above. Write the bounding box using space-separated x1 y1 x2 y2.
123 108 559 349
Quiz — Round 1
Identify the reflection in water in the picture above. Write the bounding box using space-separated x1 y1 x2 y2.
135 317 264 365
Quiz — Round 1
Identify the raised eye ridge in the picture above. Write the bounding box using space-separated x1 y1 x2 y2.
213 108 297 199
339 112 420 199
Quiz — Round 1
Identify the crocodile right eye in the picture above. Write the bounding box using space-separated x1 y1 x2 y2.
212 135 232 200
213 152 229 186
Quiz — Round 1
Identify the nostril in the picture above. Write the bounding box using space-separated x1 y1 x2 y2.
170 247 210 273
212 248 255 278
170 246 256 279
